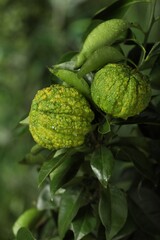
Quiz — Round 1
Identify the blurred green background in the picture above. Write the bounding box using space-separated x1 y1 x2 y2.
0 0 160 239
0 0 107 239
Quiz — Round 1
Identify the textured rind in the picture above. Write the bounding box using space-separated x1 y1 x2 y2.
29 84 94 149
91 64 151 119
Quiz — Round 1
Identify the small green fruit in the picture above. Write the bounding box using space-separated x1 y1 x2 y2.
12 208 42 236
76 19 129 67
91 64 151 119
29 84 94 149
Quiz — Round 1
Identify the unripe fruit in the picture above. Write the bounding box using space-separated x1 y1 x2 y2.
78 46 124 77
91 64 151 119
76 19 129 67
12 208 43 236
29 84 94 149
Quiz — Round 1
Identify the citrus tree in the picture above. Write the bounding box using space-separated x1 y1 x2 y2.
13 1 160 240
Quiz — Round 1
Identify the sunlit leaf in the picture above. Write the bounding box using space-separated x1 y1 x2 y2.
91 146 115 187
16 228 35 240
71 206 96 240
58 185 86 239
99 186 128 240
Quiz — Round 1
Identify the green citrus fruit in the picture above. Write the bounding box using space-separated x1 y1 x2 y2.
29 84 94 149
12 208 42 236
91 63 151 119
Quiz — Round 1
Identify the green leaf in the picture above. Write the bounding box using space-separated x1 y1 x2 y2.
145 42 160 60
37 185 53 210
128 187 160 236
99 186 128 240
93 0 151 20
120 146 154 181
111 136 151 159
71 206 96 240
36 217 57 240
140 42 160 70
50 154 81 194
49 238 61 240
113 214 136 240
150 55 160 89
116 136 151 153
38 149 73 187
52 61 76 71
112 138 155 181
81 236 96 240
58 51 79 63
91 146 115 187
124 38 146 67
21 145 52 165
16 228 35 240
58 185 86 239
20 116 29 125
109 159 134 191
112 108 160 126
49 68 90 98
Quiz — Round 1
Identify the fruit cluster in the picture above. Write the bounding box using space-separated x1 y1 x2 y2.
28 18 151 149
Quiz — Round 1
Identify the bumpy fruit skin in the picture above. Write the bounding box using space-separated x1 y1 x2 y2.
29 84 94 149
91 64 151 119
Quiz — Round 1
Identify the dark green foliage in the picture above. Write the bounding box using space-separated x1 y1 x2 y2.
12 0 160 239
